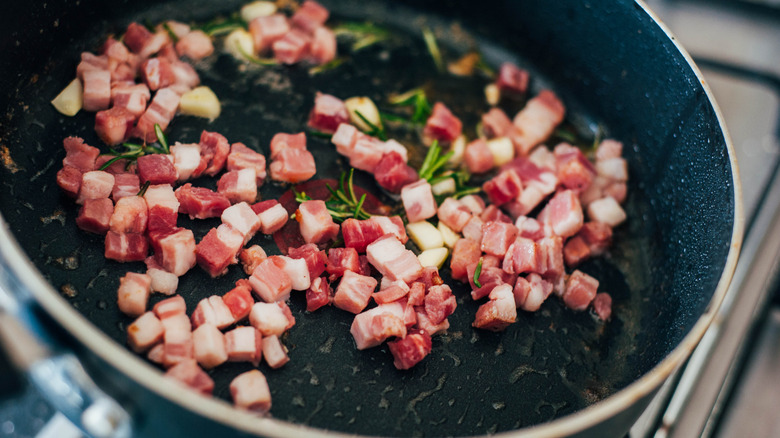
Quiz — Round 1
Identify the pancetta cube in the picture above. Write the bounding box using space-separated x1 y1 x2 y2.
269 147 316 183
224 326 263 364
341 218 384 253
291 0 330 33
482 169 522 206
306 276 331 312
222 281 255 322
387 330 432 370
514 273 553 312
472 283 517 331
145 257 179 295
253 200 289 234
287 243 327 279
144 184 180 212
175 30 214 61
249 258 293 302
369 216 408 244
424 284 456 325
162 312 194 368
563 270 599 311
449 238 481 283
217 168 258 204
175 184 230 219
512 90 565 156
195 224 244 277
104 231 148 262
192 323 228 369
127 311 164 353
309 26 337 64
76 198 114 234
239 245 268 275
78 171 115 204
269 132 306 160
94 107 135 146
111 173 140 201
57 166 83 198
401 179 437 223
153 295 187 320
249 301 295 337
271 256 311 291
170 143 203 182
191 296 236 330
295 200 339 244
261 335 289 369
222 202 262 244
117 272 151 317
151 228 197 276
307 92 349 134
333 270 377 314
481 221 518 257
350 302 405 350
423 102 462 144
82 69 111 112
164 359 214 395
326 247 360 280
109 196 148 234
132 87 180 142
436 197 472 233
587 197 627 227
198 130 231 177
374 151 419 194
592 292 613 321
63 136 100 172
230 370 271 413
464 139 494 174
366 234 423 284
227 142 267 184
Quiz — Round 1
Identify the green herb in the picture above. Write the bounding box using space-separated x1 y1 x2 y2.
422 27 444 73
389 88 432 124
473 257 484 288
309 57 345 75
420 142 482 203
98 123 170 171
553 127 579 144
418 140 453 182
200 14 246 36
235 43 279 66
475 57 497 79
137 181 151 197
154 123 170 154
294 168 371 223
378 111 408 123
333 21 390 51
162 22 180 43
307 129 334 139
353 110 387 141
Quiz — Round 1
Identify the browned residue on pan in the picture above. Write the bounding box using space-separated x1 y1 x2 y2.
60 284 78 298
0 145 21 173
40 209 66 226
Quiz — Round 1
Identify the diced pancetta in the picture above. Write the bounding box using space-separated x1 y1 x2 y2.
387 330 432 370
542 189 583 238
504 237 543 275
249 258 293 302
77 170 115 204
366 234 423 284
269 132 306 160
592 292 613 321
333 270 378 314
111 83 151 119
373 281 409 304
192 323 228 369
140 57 176 91
82 69 111 112
198 130 230 177
127 311 164 353
307 92 349 134
436 197 472 233
164 359 214 395
374 151 418 194
496 62 529 95
537 236 565 279
461 215 484 243
514 273 554 312
554 143 596 192
144 257 179 295
94 107 135 145
369 216 408 244
464 139 494 174
563 270 599 311
222 280 255 322
271 256 311 291
170 143 204 182
175 184 230 219
291 0 330 33
63 136 100 173
227 142 267 184
424 284 456 325
144 184 180 213
309 26 336 64
253 201 289 234
222 202 262 244
57 166 83 198
76 198 114 234
341 218 384 253
350 302 405 350
109 196 148 234
132 87 180 143
137 154 177 185
269 147 316 183
287 243 328 279
472 283 517 331
153 294 187 320
161 312 194 368
150 227 197 276
272 28 311 64
306 276 331 312
195 224 244 277
104 231 149 262
481 221 518 257
225 326 263 364
249 301 295 336
261 335 289 369
587 197 627 227
217 168 258 204
123 22 153 53
326 247 360 280
423 102 462 144
481 108 514 139
482 169 523 206
249 14 290 54
175 30 214 61
331 123 359 155
401 179 437 223
117 272 151 317
512 90 565 156
450 238 481 283
240 245 268 275
112 173 140 201
295 200 339 244
191 296 235 330
230 370 271 413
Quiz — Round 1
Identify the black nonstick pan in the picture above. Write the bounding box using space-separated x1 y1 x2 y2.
0 0 742 437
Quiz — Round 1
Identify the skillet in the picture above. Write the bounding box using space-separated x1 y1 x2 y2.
0 0 742 436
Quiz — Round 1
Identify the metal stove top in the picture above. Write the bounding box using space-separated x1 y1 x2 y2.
1 1 779 437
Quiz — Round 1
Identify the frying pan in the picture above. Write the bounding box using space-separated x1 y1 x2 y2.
0 0 742 437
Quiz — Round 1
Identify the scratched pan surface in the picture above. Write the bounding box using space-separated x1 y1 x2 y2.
0 0 736 436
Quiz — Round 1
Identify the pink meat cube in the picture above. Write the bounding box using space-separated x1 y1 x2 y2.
437 197 472 233
164 359 214 396
63 136 100 173
375 151 419 194
481 108 514 139
472 284 517 331
77 170 115 204
291 0 330 33
230 370 271 413
222 202 262 243
563 270 599 311
140 57 176 91
112 173 140 201
401 179 437 223
253 201 289 234
333 270 377 314
249 301 295 336
104 231 149 262
153 295 187 320
95 107 135 146
326 247 360 280
306 277 331 312
514 273 554 312
198 130 231 177
222 281 255 322
82 69 111 112
272 28 311 64
269 132 306 160
450 238 481 283
592 292 613 321
175 184 230 219
350 302 406 350
117 272 151 317
261 335 289 369
307 92 349 134
175 30 214 61
127 311 164 353
369 216 408 244
217 168 258 204
170 143 203 182
227 142 267 184
387 330 432 370
512 90 565 156
309 26 336 64
111 83 151 119
296 200 339 244
563 236 591 267
195 224 244 277
145 257 179 295
482 169 523 206
132 88 180 143
341 218 384 253
225 326 263 364
249 258 293 302
424 284 457 325
57 166 83 198
496 62 529 95
239 245 268 275
249 14 290 54
76 198 114 234
137 154 177 185
464 139 494 174
191 296 235 330
481 221 518 257
192 323 228 369
150 227 197 276
269 148 316 183
288 243 327 278
505 237 543 274
366 234 423 284
423 102 462 144
109 196 148 234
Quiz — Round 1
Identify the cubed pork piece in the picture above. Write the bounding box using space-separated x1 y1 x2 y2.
240 245 268 275
94 107 135 146
249 301 295 336
148 205 179 233
192 323 228 369
272 28 311 64
291 0 330 32
542 189 584 238
563 270 599 311
504 237 543 274
216 169 257 206
592 292 613 321
261 335 289 369
366 234 423 284
249 14 290 54
109 196 148 234
469 264 515 301
481 108 514 139
269 132 306 160
401 179 437 223
369 216 408 244
472 283 517 331
57 166 83 198
306 277 331 312
147 227 195 276
253 200 289 234
76 198 114 234
137 154 177 185
82 69 111 112
77 171 115 204
249 258 293 302
144 257 179 295
326 247 360 280
225 326 263 364
230 370 272 413
450 238 481 283
375 151 419 194
295 200 339 244
62 138 99 175
373 281 409 304
554 143 596 192
587 197 627 227
563 236 590 267
132 88 180 143
123 22 153 53
269 148 316 183
227 142 267 184
198 130 231 177
481 221 518 257
195 224 244 277
127 311 164 353
331 123 358 155
117 272 151 317
423 102 462 144
104 231 149 262
161 312 194 368
424 284 457 325
222 202 262 244
270 256 311 291
147 344 165 364
287 243 327 279
170 143 203 182
164 359 214 396
144 184 180 212
350 302 405 350
341 218 384 254
387 330 432 370
309 26 337 64
333 270 377 314
437 197 472 233
175 30 214 61
140 57 176 91
307 92 349 134
191 296 236 330
537 236 565 280
579 222 613 255
112 83 151 119
512 90 565 156
76 52 109 80
496 62 530 95
514 273 553 312
482 169 523 206
222 280 255 322
464 139 494 174
153 294 187 320
112 173 140 201
175 183 230 219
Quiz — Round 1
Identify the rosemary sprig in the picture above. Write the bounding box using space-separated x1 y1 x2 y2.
353 110 387 141
420 141 482 203
137 181 151 197
162 22 180 43
422 27 444 73
473 257 484 288
309 57 345 75
235 43 279 66
294 169 371 223
154 124 170 154
333 21 390 52
418 140 453 182
389 88 432 124
98 123 170 171
307 129 333 139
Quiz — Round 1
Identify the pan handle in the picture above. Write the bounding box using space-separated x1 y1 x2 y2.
0 276 133 438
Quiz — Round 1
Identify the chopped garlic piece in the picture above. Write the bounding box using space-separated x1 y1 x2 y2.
437 222 461 249
448 135 466 165
431 178 456 196
241 1 277 22
418 247 449 269
179 86 221 120
51 79 83 117
345 97 382 132
485 83 500 106
225 28 255 60
487 137 514 166
406 221 443 251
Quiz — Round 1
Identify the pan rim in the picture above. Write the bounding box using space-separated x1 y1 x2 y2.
0 0 744 436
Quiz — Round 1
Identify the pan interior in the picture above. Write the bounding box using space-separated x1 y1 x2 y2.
0 0 734 436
